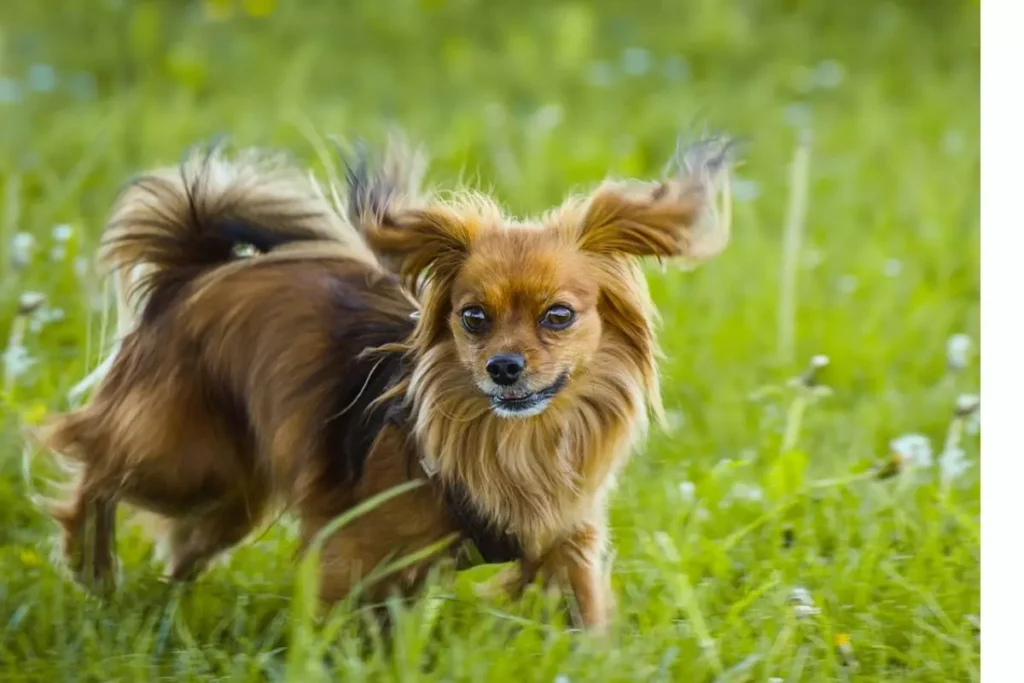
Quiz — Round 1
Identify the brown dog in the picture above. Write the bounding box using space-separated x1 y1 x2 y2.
38 137 732 632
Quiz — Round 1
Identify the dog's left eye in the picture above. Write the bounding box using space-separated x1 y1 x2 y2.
540 305 576 330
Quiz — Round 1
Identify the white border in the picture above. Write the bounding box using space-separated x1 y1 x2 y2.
982 0 1023 679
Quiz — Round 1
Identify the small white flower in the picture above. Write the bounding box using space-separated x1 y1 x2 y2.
621 47 652 76
531 104 563 134
939 446 971 484
2 344 35 380
784 102 813 129
0 77 22 104
803 249 824 270
946 334 972 372
729 482 764 503
50 245 67 262
662 56 689 82
664 409 685 434
27 64 57 93
74 256 90 278
793 604 820 618
810 354 830 370
554 675 571 683
890 434 933 469
955 394 980 416
18 291 46 315
678 481 696 503
812 59 846 89
789 586 813 605
52 223 74 242
837 274 859 294
11 232 35 268
731 177 761 202
942 130 965 156
883 258 903 278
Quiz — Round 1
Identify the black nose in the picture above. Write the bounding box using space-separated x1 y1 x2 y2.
486 353 525 386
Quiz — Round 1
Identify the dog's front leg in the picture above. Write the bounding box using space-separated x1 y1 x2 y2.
541 524 611 634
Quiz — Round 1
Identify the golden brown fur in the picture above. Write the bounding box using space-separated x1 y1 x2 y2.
37 136 733 632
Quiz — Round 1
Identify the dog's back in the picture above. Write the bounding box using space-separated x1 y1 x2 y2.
38 148 420 586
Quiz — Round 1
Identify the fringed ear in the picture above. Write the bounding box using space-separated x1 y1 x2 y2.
578 135 735 264
342 138 472 295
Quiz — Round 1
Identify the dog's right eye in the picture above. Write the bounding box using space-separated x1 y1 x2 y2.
460 307 490 334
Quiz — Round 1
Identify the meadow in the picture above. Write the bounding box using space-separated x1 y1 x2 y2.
0 1 979 680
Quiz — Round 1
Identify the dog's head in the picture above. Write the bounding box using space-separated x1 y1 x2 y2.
346 136 734 420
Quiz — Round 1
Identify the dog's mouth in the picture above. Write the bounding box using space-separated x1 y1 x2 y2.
488 373 569 418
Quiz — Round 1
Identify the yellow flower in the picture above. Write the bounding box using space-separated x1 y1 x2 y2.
19 549 41 567
243 0 276 18
21 401 48 425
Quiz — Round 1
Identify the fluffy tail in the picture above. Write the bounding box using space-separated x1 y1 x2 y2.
68 146 361 403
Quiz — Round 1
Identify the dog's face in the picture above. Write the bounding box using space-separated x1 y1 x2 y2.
351 136 733 419
449 229 603 418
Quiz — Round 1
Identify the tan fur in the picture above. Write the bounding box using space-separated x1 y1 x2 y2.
37 137 733 633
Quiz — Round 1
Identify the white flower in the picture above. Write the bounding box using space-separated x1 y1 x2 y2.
955 394 980 417
789 586 820 618
50 245 67 262
73 256 90 278
811 354 830 370
946 334 972 371
729 482 764 503
18 291 46 315
27 64 57 93
554 675 571 683
890 434 933 469
939 446 971 484
678 481 696 504
52 224 74 242
664 409 685 434
11 232 34 268
2 344 35 380
784 102 813 129
731 177 761 202
531 104 562 134
789 586 813 605
884 258 903 278
837 274 859 294
812 59 845 89
0 77 22 104
621 47 652 76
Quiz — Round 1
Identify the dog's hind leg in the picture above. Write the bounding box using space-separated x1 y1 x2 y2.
158 490 269 582
48 473 119 593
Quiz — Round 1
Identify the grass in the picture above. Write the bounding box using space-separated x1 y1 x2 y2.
0 1 979 680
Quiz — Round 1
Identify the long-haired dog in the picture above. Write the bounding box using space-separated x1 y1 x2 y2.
37 136 733 632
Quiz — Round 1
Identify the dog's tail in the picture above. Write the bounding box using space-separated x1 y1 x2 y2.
68 146 365 403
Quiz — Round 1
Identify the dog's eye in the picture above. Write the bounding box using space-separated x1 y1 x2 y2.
460 306 490 334
540 305 576 330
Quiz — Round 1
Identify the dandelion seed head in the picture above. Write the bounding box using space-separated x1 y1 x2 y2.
11 232 35 269
52 224 74 242
890 433 933 469
18 291 46 316
946 333 972 371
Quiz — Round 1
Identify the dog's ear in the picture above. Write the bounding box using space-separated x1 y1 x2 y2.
343 139 473 294
577 135 735 264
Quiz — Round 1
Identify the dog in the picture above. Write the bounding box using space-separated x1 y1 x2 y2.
37 135 733 633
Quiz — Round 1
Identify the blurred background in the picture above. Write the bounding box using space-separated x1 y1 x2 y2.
0 1 979 680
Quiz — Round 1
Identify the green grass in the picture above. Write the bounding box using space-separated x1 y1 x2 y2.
0 1 979 680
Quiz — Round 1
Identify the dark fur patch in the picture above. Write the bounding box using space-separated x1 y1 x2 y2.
441 481 523 564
